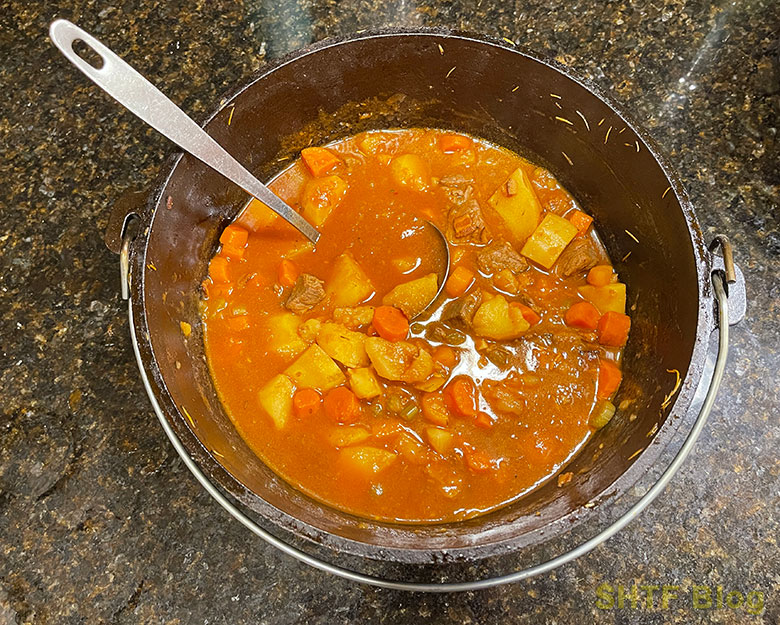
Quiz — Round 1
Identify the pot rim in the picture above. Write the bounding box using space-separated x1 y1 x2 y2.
126 28 714 564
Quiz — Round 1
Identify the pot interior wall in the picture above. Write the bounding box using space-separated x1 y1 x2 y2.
138 34 703 557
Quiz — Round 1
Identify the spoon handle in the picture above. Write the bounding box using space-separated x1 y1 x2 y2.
49 19 320 244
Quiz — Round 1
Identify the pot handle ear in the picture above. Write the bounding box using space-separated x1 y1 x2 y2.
709 234 746 327
104 189 147 254
139 268 735 591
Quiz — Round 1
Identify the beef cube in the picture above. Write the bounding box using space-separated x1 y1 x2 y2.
441 289 482 327
477 241 528 275
446 200 489 244
555 237 605 277
284 273 325 314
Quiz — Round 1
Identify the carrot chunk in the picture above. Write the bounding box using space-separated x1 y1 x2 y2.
323 386 361 423
511 302 541 325
587 264 616 287
209 256 230 283
443 377 477 418
433 345 458 369
564 301 601 330
597 311 631 346
301 146 342 177
597 359 623 398
421 393 450 426
438 134 472 153
372 306 410 342
568 209 594 236
219 224 249 250
277 259 299 287
293 388 322 418
445 266 475 297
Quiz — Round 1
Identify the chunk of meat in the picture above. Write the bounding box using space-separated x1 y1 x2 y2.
439 175 474 205
446 200 489 244
477 242 528 275
555 237 605 278
284 274 325 314
441 289 482 327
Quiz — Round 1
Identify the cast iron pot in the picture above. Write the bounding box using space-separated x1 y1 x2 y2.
64 28 746 590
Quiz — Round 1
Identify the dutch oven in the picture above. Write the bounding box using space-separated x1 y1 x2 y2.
53 25 747 590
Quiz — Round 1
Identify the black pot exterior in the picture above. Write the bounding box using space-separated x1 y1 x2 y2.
123 31 714 566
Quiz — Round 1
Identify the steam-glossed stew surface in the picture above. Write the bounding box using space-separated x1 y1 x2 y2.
200 129 631 523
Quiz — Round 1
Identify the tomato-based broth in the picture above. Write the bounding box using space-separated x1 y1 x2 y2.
200 129 630 523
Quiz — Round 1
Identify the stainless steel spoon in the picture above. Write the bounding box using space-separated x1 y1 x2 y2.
49 19 450 313
49 19 320 244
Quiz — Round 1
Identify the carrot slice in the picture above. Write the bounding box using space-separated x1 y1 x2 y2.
301 146 342 177
564 301 601 330
293 388 321 418
597 359 623 399
372 306 409 342
209 256 230 283
433 345 458 369
474 411 494 429
323 386 361 423
443 377 477 417
464 448 494 473
438 134 472 153
587 264 616 287
568 209 594 236
421 393 449 426
511 302 541 325
597 311 631 346
277 259 299 287
445 266 475 297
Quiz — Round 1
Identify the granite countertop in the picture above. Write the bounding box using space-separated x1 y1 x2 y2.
1 0 777 622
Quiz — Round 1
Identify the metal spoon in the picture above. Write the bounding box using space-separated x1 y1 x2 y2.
49 19 320 244
49 19 451 313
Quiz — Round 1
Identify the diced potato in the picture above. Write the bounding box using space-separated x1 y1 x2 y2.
301 175 348 227
391 256 419 273
316 322 369 368
284 344 345 392
382 273 439 319
258 374 295 429
326 253 375 307
341 446 397 475
297 318 322 343
520 214 578 269
328 425 371 448
395 433 428 465
578 283 627 314
237 197 278 231
267 313 307 358
347 367 383 399
390 154 430 191
284 241 315 258
472 294 530 340
333 306 375 329
365 338 434 383
488 167 542 246
359 132 397 155
425 427 454 455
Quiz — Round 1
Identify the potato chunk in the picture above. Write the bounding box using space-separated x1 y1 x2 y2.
521 214 578 269
472 294 530 340
382 273 438 319
301 175 348 227
258 374 295 429
365 338 434 382
347 367 383 399
341 446 398 475
333 306 375 329
578 283 627 314
284 344 345 391
326 253 375 307
316 322 369 368
266 313 307 358
390 154 430 191
328 426 371 448
488 167 542 246
425 427 454 455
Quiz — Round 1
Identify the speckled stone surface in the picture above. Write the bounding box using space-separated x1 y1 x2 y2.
1 0 778 623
